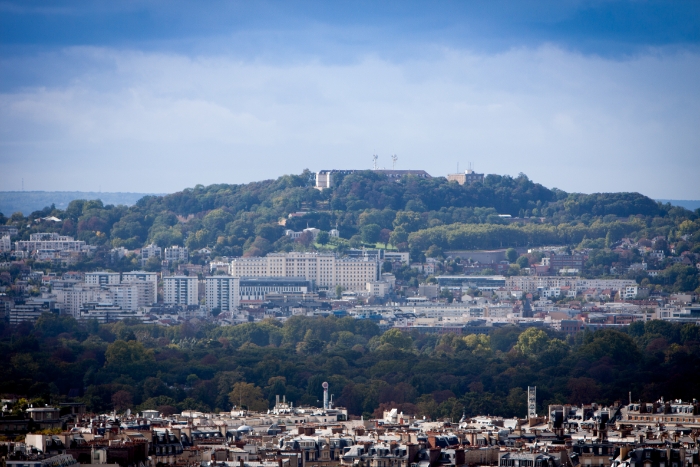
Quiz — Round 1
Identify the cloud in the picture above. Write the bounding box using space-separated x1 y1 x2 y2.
1 44 699 198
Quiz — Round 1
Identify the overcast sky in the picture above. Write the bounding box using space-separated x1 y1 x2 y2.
1 1 699 198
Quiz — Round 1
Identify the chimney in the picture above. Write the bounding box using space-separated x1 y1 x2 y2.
455 449 466 466
429 448 441 466
407 443 419 464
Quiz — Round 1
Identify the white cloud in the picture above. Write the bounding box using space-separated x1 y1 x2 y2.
1 45 699 198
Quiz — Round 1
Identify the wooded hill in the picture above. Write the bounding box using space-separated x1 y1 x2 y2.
2 171 697 268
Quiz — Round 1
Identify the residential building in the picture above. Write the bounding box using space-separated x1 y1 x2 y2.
122 270 159 304
141 243 162 266
79 302 147 323
54 283 112 318
366 281 389 297
9 299 57 324
548 252 587 274
446 168 484 185
437 275 507 291
230 252 378 292
205 275 240 312
84 271 121 286
14 233 87 254
505 276 636 295
384 251 410 266
164 245 189 263
163 275 199 305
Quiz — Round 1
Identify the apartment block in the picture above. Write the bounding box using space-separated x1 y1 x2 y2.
85 272 121 286
122 271 158 304
204 276 240 312
163 276 199 306
14 233 87 254
164 246 189 263
141 243 162 266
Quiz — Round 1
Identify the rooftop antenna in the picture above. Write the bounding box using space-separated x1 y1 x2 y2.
372 154 379 170
391 154 398 169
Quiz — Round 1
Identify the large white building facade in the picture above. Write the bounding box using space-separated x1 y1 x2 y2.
163 276 199 306
505 276 637 294
230 252 379 292
122 271 158 305
15 233 87 253
205 276 240 313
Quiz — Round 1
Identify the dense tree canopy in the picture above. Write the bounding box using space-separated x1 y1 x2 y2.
2 315 699 420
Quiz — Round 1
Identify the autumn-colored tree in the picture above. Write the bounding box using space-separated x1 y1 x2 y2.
229 382 268 412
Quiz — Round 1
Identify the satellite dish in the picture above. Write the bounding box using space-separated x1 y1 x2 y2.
322 382 329 389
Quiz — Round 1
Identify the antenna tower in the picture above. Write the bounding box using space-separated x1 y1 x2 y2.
527 386 537 418
391 154 398 169
372 154 379 170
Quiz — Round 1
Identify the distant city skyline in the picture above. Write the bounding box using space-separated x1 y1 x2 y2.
1 1 699 198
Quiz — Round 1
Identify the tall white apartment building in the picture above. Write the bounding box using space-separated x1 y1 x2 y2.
163 276 199 305
122 271 158 305
164 246 189 263
85 272 121 286
107 283 140 312
205 276 240 313
15 233 86 253
230 252 378 292
99 281 157 311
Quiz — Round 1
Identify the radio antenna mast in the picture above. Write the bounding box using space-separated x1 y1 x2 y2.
372 154 379 170
391 154 398 169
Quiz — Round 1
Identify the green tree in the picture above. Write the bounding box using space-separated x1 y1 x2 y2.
514 328 549 356
379 329 413 350
505 248 518 263
229 382 268 411
361 224 381 244
316 231 330 245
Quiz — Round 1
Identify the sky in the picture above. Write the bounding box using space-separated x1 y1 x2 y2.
1 1 699 199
